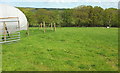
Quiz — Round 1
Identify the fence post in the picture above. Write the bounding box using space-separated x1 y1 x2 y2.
27 22 29 35
3 22 6 41
54 23 56 31
51 23 53 30
40 23 42 29
43 21 46 33
17 17 20 31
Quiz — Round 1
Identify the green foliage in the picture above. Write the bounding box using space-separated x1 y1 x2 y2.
104 8 118 27
92 6 104 26
2 27 118 71
61 9 74 26
18 5 119 27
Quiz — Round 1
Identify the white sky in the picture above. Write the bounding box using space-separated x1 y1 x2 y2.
0 0 119 2
0 0 118 8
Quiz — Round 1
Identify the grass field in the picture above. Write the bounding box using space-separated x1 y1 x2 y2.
2 27 118 71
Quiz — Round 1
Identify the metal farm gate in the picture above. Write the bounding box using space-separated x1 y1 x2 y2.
0 17 20 44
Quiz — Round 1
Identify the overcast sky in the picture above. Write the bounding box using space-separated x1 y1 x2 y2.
0 0 119 8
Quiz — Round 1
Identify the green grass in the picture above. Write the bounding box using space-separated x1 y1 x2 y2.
2 27 118 71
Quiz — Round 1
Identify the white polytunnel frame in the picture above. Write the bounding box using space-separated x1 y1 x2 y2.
0 4 28 43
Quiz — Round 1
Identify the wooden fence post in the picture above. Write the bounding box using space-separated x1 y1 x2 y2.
40 23 42 29
43 21 46 33
3 22 6 41
27 22 29 35
51 23 53 30
17 17 20 31
54 23 56 31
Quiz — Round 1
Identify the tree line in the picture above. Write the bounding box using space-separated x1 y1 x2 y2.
18 5 119 27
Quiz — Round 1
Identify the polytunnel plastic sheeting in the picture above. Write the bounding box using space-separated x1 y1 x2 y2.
0 4 28 35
